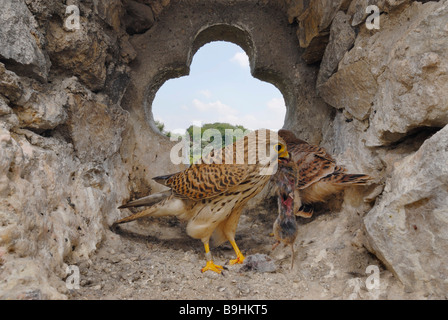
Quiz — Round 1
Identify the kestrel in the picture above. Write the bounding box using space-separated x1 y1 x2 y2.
278 129 372 218
113 129 290 274
272 158 298 269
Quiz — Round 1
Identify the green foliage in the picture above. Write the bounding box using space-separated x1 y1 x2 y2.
186 122 250 147
154 120 171 137
154 120 250 164
186 122 250 163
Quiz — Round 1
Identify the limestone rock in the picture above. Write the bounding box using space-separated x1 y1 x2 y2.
300 33 330 64
364 124 448 295
64 81 129 162
0 84 129 298
123 0 155 35
321 1 448 143
94 0 124 32
348 0 411 26
119 35 137 64
0 63 25 104
15 83 69 131
0 96 11 117
365 1 448 145
136 0 171 18
297 0 345 48
240 254 277 273
104 63 132 105
283 0 306 24
0 0 50 81
45 18 109 91
24 0 64 21
316 11 356 87
318 60 378 121
0 258 65 299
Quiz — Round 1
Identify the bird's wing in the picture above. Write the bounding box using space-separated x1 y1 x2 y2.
153 163 249 200
294 153 337 189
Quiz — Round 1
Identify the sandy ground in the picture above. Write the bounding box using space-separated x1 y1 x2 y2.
66 190 425 300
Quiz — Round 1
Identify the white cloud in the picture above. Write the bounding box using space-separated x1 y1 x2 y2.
230 52 250 69
188 98 285 131
192 99 238 116
199 90 212 98
172 128 187 135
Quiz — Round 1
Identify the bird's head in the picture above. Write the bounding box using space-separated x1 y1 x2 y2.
243 129 289 175
272 140 290 162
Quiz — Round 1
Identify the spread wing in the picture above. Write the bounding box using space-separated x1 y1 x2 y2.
153 163 249 200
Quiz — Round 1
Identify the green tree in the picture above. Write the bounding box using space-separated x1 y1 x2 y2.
186 122 250 163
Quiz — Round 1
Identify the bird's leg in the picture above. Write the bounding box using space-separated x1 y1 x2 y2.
229 240 245 265
201 242 224 274
290 244 295 269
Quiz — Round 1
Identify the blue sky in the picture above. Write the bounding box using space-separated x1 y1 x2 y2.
152 41 286 134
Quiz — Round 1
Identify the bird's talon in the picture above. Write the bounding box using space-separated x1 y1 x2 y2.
201 261 224 274
229 255 245 265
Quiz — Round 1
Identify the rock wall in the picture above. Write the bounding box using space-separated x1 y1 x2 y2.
0 0 447 299
284 0 448 296
0 0 132 299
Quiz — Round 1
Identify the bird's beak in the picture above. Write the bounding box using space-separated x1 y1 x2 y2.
278 149 289 160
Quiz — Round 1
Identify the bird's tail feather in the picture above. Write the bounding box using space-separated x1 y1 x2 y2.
113 195 186 227
325 172 372 185
112 205 161 226
118 190 171 209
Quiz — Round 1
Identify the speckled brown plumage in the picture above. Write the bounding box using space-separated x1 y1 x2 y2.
278 129 372 218
113 129 290 273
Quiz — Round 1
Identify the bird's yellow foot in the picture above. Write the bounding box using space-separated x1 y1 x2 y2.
229 253 245 265
228 240 245 265
201 261 224 273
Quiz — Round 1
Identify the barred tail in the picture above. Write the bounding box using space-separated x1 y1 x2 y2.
325 172 372 186
118 190 171 209
112 206 160 227
113 195 185 228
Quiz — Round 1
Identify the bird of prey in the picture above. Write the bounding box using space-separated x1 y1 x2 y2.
272 158 298 269
278 129 372 218
113 129 290 274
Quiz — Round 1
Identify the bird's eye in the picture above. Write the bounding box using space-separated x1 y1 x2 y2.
274 144 283 153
